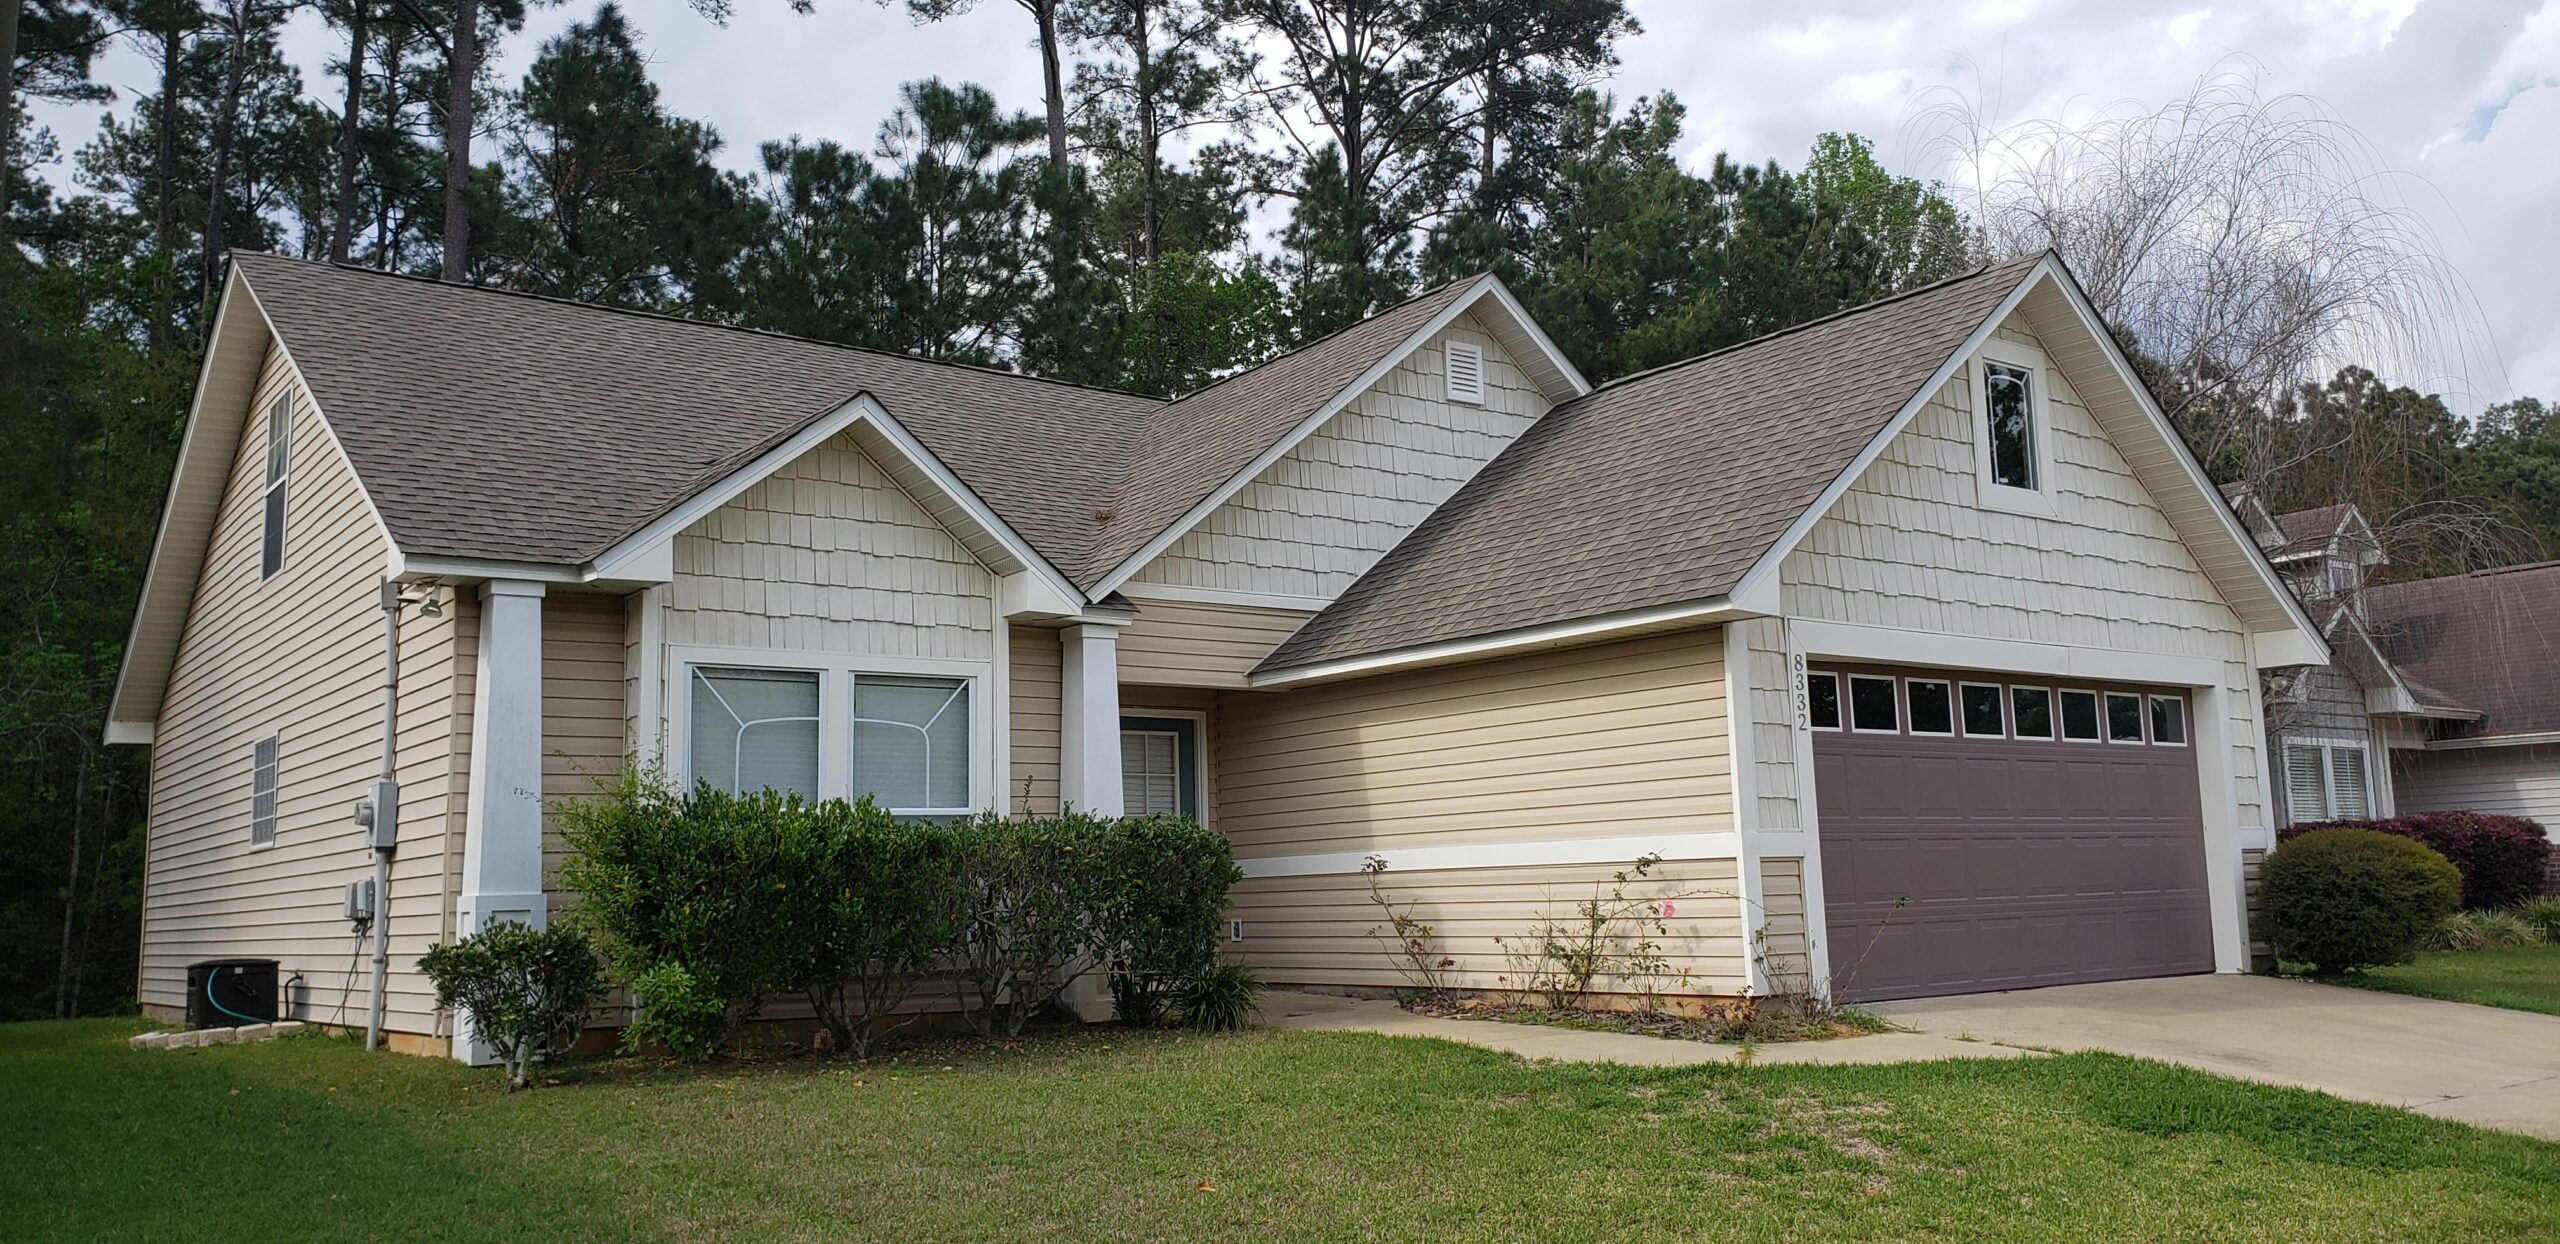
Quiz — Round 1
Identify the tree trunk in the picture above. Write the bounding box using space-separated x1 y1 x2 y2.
55 747 90 1020
1134 0 1158 263
1476 46 1499 222
440 0 478 282
1030 0 1066 168
331 0 369 263
0 0 21 239
203 0 250 308
151 25 183 344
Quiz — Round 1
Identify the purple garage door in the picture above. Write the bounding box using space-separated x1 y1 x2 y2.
1808 665 2214 1003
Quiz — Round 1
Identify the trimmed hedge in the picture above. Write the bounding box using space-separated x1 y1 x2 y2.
2265 828 2461 974
2280 812 2552 910
557 773 1241 1056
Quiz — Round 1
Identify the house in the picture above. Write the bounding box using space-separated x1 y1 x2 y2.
108 248 2326 1052
2229 489 2560 843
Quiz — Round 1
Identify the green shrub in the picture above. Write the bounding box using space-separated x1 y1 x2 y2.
624 961 727 1063
1175 961 1263 1032
418 922 608 1091
2428 909 2548 952
2266 828 2461 974
805 813 967 1056
1091 815 1241 1027
947 812 1107 1037
2518 897 2560 944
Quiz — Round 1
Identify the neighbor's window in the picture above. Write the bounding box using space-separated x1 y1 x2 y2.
1983 361 2038 491
688 666 821 800
250 736 279 847
1849 676 1900 732
1906 679 1953 735
850 674 973 814
1960 683 2006 737
261 394 291 579
2106 692 2146 743
1805 672 1841 730
2011 687 2054 739
2284 742 2371 824
2059 690 2102 741
2149 696 2188 746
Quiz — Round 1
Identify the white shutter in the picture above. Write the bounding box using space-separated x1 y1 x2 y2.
2284 744 2330 824
1444 341 1485 404
2329 747 2371 820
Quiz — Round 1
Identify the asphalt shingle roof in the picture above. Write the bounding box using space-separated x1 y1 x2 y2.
2366 562 2560 738
1259 255 2044 674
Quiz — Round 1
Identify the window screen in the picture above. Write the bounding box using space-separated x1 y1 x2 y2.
1906 680 1952 734
1806 673 1841 729
1961 684 2006 737
2106 693 2145 742
689 666 821 799
1849 676 1899 732
2285 745 2331 823
2059 690 2101 741
851 674 972 813
250 737 279 846
2149 696 2187 746
1984 361 2037 490
2011 687 2054 739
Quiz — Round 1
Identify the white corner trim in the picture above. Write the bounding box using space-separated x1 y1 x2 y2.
1089 276 1587 600
1114 581 1332 614
1237 831 1743 879
1251 594 1754 687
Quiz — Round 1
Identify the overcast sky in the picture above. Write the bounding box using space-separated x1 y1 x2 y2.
27 0 2558 407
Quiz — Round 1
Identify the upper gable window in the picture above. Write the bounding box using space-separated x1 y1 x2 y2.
1444 340 1486 405
261 393 290 579
1970 340 2055 516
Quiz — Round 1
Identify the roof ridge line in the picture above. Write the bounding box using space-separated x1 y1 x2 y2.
227 250 1172 406
1153 271 1488 407
1584 252 2045 396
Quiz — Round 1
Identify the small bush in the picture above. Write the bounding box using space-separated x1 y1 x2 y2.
1092 815 1242 1027
947 812 1107 1036
2281 812 2552 910
2518 897 2560 944
624 961 727 1063
2265 828 2461 974
1175 961 1263 1032
418 922 608 1090
2428 909 2548 952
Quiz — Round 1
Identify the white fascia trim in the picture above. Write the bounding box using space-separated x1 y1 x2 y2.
2032 263 2331 662
1477 276 1595 399
1790 617 2229 689
104 719 155 745
2251 629 2327 670
1252 594 1754 687
2425 731 2560 752
1723 265 2045 610
1238 831 1742 879
1114 581 1331 613
1088 277 1588 600
583 394 1086 613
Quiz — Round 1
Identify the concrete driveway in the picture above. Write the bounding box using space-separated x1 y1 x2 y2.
1872 974 2560 1140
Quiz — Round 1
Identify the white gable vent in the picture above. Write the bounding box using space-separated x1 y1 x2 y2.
1444 340 1486 404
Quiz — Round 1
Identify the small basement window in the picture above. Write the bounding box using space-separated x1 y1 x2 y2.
1444 340 1486 404
2059 690 2101 741
1848 676 1899 732
2010 687 2054 739
1906 679 1953 735
1805 672 1841 730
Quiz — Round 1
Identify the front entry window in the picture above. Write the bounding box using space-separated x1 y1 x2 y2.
1119 715 1200 819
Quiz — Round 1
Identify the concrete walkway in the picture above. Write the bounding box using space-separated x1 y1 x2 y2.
1872 974 2560 1141
1264 991 2035 1068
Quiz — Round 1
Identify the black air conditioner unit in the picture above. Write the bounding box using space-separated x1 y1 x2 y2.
186 959 280 1029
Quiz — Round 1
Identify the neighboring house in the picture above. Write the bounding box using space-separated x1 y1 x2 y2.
2229 489 2560 842
109 249 2326 1052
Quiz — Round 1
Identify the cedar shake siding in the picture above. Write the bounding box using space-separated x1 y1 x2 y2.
141 344 467 1035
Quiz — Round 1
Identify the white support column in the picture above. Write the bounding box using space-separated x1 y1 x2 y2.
1057 621 1127 817
454 579 547 1062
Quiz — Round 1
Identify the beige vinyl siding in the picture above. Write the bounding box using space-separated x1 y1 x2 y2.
1009 622 1061 816
1777 311 2268 828
2396 745 2560 838
1758 856 1810 986
541 593 630 891
141 343 466 1035
1233 858 1753 996
666 432 996 661
1132 312 1549 601
1117 598 1313 688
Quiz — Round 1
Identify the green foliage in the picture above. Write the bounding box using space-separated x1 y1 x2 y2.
1174 961 1261 1031
417 922 608 1090
803 814 966 1056
1090 814 1241 1027
2266 828 2462 975
2518 897 2560 945
2428 909 2549 953
622 961 728 1063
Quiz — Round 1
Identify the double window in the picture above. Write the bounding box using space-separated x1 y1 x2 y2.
682 658 981 816
2283 742 2372 824
261 394 290 579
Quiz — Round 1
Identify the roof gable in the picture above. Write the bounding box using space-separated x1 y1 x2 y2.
2366 562 2560 737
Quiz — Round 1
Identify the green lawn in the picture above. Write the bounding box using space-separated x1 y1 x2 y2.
2337 943 2560 1016
7 1019 2557 1242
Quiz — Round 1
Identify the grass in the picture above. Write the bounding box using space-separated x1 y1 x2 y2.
2332 943 2560 1017
7 1018 2559 1242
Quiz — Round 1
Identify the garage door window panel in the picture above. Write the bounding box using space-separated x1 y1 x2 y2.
1906 679 1954 735
1806 672 1842 730
2059 690 2102 741
1960 683 2006 737
2011 687 2054 739
2149 696 2187 747
1849 676 1899 732
2106 693 2146 744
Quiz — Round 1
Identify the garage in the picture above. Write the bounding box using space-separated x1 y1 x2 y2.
1808 664 2215 1002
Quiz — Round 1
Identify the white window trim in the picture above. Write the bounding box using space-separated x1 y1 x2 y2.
2282 737 2373 826
1970 337 2059 518
1958 681 2008 738
2104 691 2148 745
1845 674 1900 734
2058 687 2103 742
2009 685 2056 740
1904 678 1954 736
2148 694 2189 748
1805 670 1843 732
667 644 996 816
1120 704 1211 831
